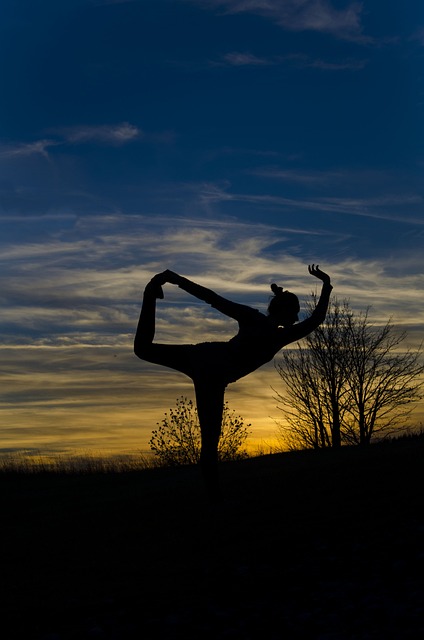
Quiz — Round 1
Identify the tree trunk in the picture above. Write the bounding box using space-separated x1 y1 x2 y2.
331 402 342 448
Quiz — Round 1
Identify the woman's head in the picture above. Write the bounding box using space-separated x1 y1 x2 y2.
268 283 300 327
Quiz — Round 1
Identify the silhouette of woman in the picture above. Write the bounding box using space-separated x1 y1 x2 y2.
134 265 332 499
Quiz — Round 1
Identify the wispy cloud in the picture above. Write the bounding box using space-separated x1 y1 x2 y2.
0 122 142 167
218 51 273 66
1 213 422 337
213 50 367 70
290 54 367 70
63 122 142 145
250 167 340 185
193 0 367 41
249 167 409 190
0 140 57 160
196 182 424 224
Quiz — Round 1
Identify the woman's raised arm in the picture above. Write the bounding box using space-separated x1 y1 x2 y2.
162 270 217 304
161 270 258 322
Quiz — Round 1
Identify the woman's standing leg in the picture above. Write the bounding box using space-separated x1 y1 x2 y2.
135 275 227 500
194 380 226 502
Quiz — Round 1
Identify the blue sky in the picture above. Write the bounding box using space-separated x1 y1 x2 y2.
1 0 423 455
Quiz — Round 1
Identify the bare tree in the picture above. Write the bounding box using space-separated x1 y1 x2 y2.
343 310 424 445
275 299 424 449
275 299 351 449
149 396 250 466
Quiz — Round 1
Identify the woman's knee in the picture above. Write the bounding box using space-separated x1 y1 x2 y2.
134 340 153 361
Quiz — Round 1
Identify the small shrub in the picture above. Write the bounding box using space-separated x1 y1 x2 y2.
149 396 250 467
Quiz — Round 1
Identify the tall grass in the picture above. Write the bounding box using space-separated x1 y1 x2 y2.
0 450 159 475
1 429 422 475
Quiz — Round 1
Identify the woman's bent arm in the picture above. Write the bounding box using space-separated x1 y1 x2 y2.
285 267 333 343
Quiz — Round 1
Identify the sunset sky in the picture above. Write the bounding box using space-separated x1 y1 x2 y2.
1 0 423 456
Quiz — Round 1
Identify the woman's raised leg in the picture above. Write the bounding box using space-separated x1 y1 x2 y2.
134 278 161 358
134 276 194 377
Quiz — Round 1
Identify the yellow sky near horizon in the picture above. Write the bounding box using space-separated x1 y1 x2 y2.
1 319 423 458
0 340 286 455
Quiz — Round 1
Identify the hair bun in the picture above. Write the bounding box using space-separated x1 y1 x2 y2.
270 283 283 296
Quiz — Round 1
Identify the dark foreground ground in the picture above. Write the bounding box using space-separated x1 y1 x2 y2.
1 438 423 639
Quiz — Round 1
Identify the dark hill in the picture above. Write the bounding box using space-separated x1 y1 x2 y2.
1 437 423 639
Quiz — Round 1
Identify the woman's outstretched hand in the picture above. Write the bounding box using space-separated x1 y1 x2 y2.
308 264 331 286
